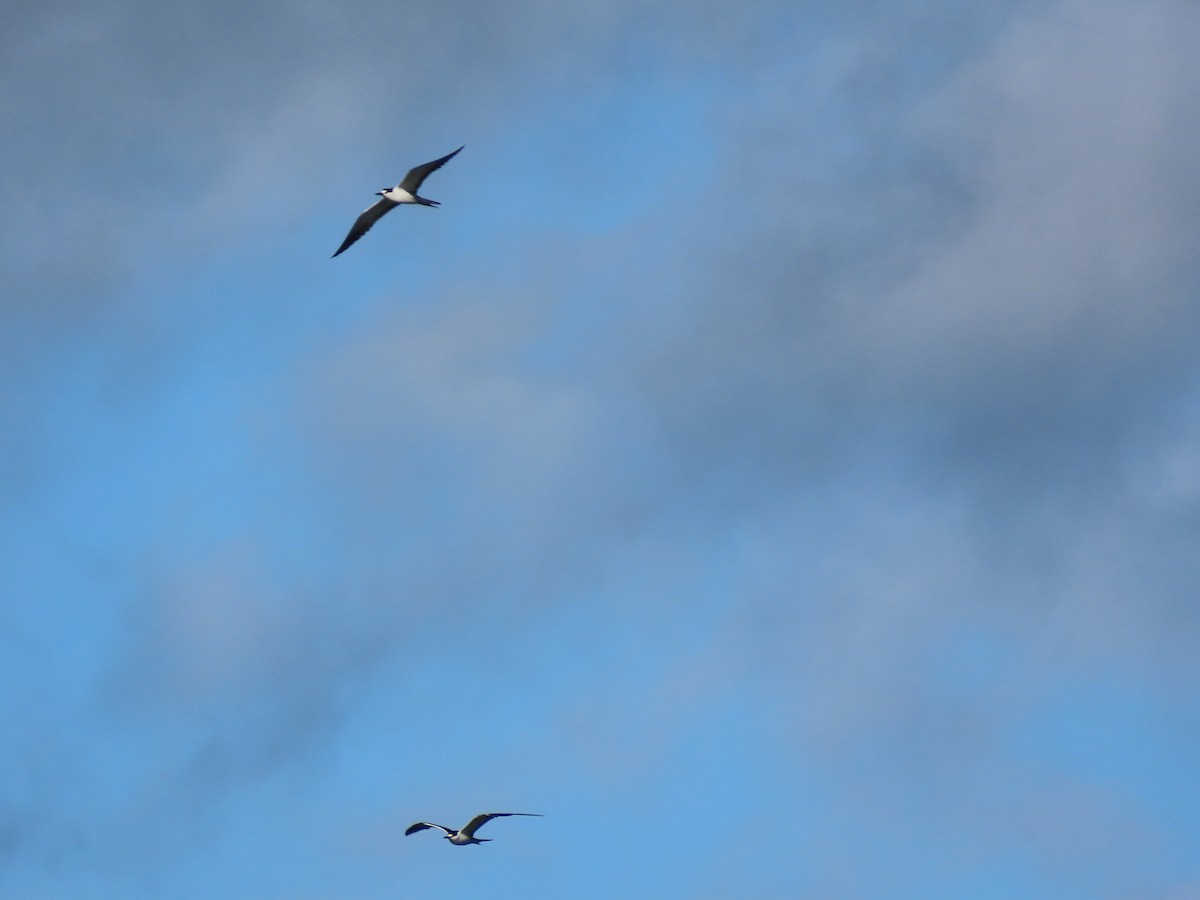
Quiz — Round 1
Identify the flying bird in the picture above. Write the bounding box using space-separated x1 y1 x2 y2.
404 812 542 846
331 145 464 257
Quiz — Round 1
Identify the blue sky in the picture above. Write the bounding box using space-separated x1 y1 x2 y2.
3 0 1200 896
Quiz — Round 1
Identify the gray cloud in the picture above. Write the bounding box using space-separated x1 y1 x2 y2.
4 0 1200 894
257 0 1200 794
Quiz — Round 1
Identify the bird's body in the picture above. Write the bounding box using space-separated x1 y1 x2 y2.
405 812 541 846
378 187 418 204
449 830 489 846
332 145 463 257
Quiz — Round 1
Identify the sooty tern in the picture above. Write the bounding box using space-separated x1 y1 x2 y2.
404 812 542 846
332 145 463 257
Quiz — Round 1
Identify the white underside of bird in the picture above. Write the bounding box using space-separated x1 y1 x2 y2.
379 187 418 204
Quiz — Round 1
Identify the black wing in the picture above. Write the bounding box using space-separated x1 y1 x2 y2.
405 821 453 837
332 197 398 257
398 146 464 193
459 812 542 838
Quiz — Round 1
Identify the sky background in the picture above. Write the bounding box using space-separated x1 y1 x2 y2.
3 0 1200 897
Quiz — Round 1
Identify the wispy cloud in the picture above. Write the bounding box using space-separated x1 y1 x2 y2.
3 0 1199 895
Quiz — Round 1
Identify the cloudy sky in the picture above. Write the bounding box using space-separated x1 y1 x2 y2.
3 0 1200 896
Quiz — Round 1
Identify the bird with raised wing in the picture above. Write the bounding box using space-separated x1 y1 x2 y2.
404 812 542 846
331 145 464 257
